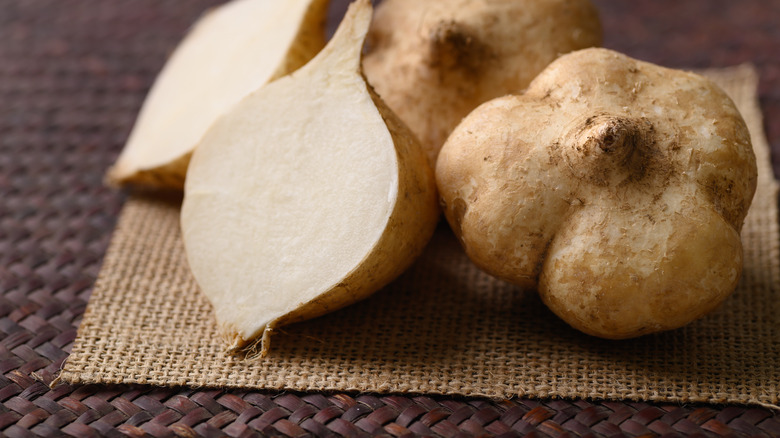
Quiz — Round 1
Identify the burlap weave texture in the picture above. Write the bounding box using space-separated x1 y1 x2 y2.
59 66 780 408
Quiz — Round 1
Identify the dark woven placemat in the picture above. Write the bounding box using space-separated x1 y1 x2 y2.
1 0 779 437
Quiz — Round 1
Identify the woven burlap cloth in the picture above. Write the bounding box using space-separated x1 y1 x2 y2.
59 65 779 408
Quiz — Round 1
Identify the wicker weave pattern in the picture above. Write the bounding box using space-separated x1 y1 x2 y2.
1 0 779 436
3 384 780 438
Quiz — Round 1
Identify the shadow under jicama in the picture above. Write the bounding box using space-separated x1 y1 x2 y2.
502 262 780 404
260 223 539 365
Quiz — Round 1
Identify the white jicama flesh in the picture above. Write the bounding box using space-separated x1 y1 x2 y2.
107 0 329 189
181 0 439 355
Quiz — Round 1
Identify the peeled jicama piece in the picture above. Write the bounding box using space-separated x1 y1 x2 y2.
107 0 330 189
181 0 439 355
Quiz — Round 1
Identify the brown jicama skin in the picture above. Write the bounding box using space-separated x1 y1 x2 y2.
436 48 757 339
363 0 602 166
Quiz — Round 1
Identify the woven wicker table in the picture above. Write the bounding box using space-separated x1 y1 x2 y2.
1 0 778 436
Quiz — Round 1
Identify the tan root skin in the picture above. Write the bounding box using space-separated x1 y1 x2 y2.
181 0 438 355
363 0 602 166
107 0 330 189
436 48 757 339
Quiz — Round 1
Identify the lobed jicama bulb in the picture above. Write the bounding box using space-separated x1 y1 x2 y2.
436 48 757 339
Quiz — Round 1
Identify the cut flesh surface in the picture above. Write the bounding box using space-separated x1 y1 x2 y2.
181 0 436 353
109 0 328 187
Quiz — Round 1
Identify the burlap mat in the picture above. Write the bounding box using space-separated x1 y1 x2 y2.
59 65 779 409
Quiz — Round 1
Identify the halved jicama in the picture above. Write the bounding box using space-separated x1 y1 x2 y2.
107 0 330 189
181 0 439 355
